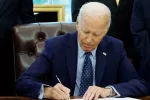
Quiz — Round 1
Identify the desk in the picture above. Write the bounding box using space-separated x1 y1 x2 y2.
139 96 150 100
0 96 149 100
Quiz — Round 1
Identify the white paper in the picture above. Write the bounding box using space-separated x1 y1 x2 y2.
71 97 140 100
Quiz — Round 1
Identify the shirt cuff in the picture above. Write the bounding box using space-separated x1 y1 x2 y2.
38 84 44 99
105 86 121 97
38 84 50 99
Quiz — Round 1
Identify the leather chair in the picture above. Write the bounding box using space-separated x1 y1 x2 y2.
13 22 76 80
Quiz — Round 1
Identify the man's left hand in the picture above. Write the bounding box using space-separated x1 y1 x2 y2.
83 86 111 100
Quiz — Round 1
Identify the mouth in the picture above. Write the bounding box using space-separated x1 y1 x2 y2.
83 44 93 48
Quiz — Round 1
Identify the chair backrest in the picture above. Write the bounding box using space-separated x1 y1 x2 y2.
13 22 76 80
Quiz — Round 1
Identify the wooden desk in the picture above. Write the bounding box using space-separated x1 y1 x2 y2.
0 96 34 100
139 96 150 100
0 96 149 100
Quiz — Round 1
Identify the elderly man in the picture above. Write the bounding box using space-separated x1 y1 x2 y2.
16 2 148 100
72 0 136 66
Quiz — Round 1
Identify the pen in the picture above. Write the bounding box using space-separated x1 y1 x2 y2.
56 75 62 84
56 75 70 100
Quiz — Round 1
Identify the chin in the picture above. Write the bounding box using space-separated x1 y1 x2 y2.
83 48 92 52
81 45 94 52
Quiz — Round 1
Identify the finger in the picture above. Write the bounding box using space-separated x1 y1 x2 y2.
53 89 64 100
55 85 68 99
94 92 101 100
47 87 62 100
84 86 95 100
94 88 102 100
89 87 98 100
58 83 70 95
83 86 91 99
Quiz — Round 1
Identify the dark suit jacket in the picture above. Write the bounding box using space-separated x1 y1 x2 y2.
16 32 148 98
0 0 35 39
71 0 135 56
0 0 35 96
131 0 150 94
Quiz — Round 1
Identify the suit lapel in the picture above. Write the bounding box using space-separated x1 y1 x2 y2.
66 32 78 94
95 37 108 86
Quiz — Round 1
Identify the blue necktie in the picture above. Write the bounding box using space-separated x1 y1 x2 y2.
79 52 93 96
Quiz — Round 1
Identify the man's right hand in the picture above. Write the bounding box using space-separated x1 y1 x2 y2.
44 83 70 99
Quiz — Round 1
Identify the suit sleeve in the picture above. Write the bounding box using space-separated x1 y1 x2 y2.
112 42 148 97
71 0 89 22
19 0 35 24
130 0 150 92
16 40 52 98
130 0 150 66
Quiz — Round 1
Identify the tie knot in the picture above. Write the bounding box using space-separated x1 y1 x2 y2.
85 52 92 56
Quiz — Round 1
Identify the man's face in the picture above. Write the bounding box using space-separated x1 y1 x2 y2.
76 15 109 52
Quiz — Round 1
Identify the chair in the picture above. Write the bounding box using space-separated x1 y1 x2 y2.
13 22 76 80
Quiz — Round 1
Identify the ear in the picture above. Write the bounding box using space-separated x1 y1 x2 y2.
76 17 79 31
103 24 109 36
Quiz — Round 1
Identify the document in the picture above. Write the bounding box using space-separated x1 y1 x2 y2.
70 97 140 100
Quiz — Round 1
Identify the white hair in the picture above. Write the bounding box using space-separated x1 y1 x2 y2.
78 2 111 28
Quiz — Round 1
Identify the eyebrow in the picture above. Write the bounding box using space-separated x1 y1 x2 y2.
84 30 90 33
81 28 90 32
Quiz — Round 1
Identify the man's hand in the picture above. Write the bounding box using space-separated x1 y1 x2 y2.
44 83 70 99
83 86 111 100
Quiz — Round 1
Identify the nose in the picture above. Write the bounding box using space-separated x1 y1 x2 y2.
86 35 93 43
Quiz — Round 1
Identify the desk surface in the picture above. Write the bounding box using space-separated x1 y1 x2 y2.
0 96 149 100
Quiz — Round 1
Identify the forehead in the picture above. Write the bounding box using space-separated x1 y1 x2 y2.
79 15 108 31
